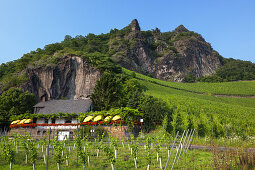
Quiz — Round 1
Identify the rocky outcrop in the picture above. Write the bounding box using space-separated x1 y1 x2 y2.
111 19 222 82
155 36 221 81
2 19 223 100
130 19 141 31
24 56 101 101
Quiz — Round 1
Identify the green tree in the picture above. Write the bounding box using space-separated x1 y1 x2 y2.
198 113 211 137
0 88 36 128
138 95 171 132
122 78 146 108
171 112 189 134
91 72 124 111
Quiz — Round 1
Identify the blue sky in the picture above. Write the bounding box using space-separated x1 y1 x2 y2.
0 0 254 64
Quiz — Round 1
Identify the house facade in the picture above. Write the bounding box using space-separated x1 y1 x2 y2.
10 99 92 140
9 99 141 140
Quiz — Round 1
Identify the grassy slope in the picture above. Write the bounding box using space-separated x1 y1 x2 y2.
0 142 212 170
123 68 255 136
123 68 255 96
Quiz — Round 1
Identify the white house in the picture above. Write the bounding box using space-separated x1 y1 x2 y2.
33 99 92 140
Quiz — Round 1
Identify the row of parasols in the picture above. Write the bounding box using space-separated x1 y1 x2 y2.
10 115 122 125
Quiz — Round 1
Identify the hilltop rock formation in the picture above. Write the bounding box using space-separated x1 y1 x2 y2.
111 19 222 81
24 56 101 101
0 19 223 101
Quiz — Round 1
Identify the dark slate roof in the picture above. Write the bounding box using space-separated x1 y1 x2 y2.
34 99 92 114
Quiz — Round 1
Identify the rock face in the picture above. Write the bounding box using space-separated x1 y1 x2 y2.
111 19 222 81
2 19 223 100
24 56 101 101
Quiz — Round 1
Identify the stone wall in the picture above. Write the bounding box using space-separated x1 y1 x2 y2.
8 125 141 140
9 128 77 140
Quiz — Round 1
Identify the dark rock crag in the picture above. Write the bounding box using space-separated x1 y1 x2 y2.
24 56 101 101
111 19 222 82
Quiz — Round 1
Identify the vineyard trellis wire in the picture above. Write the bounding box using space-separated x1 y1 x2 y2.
0 127 198 170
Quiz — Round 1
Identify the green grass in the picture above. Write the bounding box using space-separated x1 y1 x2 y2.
139 78 255 109
123 68 255 137
141 78 255 136
123 68 255 96
0 141 212 170
145 126 255 148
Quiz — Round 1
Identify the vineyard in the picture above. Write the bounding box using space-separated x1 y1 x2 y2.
123 68 255 96
1 129 254 170
123 68 255 140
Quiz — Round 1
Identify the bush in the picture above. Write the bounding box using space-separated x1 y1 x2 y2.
198 113 211 137
184 74 196 83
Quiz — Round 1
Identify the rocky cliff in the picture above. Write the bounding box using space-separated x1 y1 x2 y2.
110 19 222 81
0 19 224 100
24 56 101 101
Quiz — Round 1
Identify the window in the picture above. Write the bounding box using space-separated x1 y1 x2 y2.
33 118 37 123
44 119 48 124
69 131 73 139
37 131 41 135
51 118 56 124
43 130 47 135
65 119 72 123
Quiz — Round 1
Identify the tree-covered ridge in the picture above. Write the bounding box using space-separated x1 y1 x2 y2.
0 19 254 93
198 58 255 82
0 21 212 86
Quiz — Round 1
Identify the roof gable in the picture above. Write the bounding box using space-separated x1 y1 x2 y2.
34 99 92 114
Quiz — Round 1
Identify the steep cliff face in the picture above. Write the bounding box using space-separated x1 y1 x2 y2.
24 56 101 101
0 19 224 99
111 20 222 82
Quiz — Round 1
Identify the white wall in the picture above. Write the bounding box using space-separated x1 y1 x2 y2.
72 118 79 123
55 118 65 124
36 118 80 124
36 118 45 124
37 126 79 130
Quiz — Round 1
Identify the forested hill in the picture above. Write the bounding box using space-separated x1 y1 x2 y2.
0 19 255 94
0 19 255 138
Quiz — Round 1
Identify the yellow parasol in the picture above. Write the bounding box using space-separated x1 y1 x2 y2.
24 119 32 124
83 116 93 122
11 120 21 125
104 116 112 122
112 115 121 121
18 119 27 124
93 115 103 122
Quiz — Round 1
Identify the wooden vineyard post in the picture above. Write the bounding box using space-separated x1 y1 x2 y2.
76 122 79 168
46 128 51 170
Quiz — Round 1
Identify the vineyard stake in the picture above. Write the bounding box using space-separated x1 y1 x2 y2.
76 123 79 167
183 129 193 154
164 131 179 170
179 129 190 158
176 129 189 163
46 128 51 170
171 130 185 170
186 129 195 153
